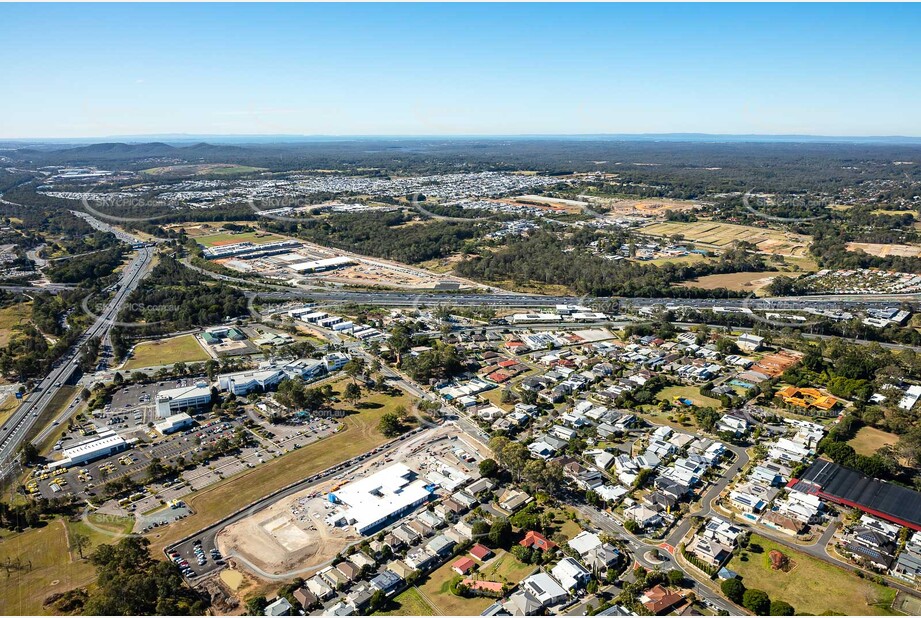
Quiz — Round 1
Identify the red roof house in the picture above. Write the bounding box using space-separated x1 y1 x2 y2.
452 557 476 575
519 530 557 552
470 543 493 561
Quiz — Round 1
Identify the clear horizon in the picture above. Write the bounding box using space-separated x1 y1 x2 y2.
3 3 921 139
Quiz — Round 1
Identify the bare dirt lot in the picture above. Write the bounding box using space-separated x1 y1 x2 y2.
641 221 812 257
678 271 788 294
595 196 704 216
846 242 921 258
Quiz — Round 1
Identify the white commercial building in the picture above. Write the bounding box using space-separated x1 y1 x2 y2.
326 463 433 535
50 429 129 469
155 382 212 418
323 352 351 372
154 412 195 435
288 256 355 273
217 368 286 396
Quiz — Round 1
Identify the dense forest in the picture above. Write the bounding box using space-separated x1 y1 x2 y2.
45 245 126 284
264 210 492 264
455 231 767 297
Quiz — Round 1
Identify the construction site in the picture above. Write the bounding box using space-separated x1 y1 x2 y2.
214 425 488 577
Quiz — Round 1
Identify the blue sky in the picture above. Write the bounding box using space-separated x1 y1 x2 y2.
2 3 920 138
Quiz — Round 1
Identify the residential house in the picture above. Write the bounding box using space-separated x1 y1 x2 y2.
551 557 591 590
520 530 558 552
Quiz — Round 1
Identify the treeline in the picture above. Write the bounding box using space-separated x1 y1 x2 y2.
10 140 921 192
264 210 489 264
80 537 208 615
455 231 766 297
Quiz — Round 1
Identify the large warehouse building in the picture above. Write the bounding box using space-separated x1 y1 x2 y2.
49 428 130 469
326 463 433 535
794 459 921 531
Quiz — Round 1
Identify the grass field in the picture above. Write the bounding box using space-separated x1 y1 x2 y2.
0 302 32 347
0 393 22 427
149 385 413 554
195 230 286 248
641 221 812 257
375 586 438 616
848 426 900 457
65 513 135 554
728 534 899 616
656 385 722 409
0 519 97 616
646 253 711 266
123 334 210 369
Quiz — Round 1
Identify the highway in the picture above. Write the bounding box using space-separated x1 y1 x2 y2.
253 289 921 309
0 238 155 471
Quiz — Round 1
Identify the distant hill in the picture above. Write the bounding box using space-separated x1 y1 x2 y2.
9 141 246 165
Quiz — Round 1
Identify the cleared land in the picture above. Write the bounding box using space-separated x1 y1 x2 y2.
590 196 703 217
641 221 811 257
123 334 210 369
678 271 788 294
848 426 900 457
149 385 414 554
140 164 265 176
846 242 921 258
727 534 898 616
0 302 32 347
196 230 287 248
0 520 96 616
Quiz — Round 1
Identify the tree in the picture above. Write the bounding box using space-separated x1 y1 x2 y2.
667 570 684 587
378 412 407 437
488 518 512 548
720 578 746 604
478 458 499 478
84 536 207 615
471 520 490 540
245 596 268 615
742 589 770 615
70 531 90 559
344 382 362 405
19 442 39 465
368 589 387 613
769 600 795 616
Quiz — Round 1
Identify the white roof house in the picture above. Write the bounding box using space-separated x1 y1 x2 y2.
551 557 591 590
521 572 569 606
568 531 603 556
